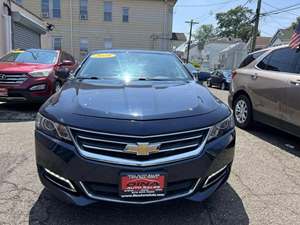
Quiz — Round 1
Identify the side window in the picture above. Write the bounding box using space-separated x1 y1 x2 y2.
257 48 297 73
239 50 267 68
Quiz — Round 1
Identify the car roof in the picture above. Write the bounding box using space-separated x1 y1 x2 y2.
90 49 174 55
250 44 289 55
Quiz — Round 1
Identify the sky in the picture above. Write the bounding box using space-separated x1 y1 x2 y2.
173 0 300 38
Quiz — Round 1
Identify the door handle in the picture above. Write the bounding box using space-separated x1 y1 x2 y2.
251 74 258 80
290 80 300 86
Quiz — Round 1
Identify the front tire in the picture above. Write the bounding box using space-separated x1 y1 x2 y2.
207 80 212 87
221 82 226 90
233 95 253 129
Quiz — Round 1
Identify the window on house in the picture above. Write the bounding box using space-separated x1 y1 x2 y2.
52 0 61 18
53 37 62 50
104 38 112 49
80 38 89 57
41 0 50 18
122 7 129 23
80 0 88 20
104 1 112 21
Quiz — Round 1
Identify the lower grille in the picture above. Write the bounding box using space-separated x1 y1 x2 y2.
80 178 200 204
70 127 210 166
0 73 28 85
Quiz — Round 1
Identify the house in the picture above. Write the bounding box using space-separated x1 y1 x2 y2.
201 38 241 70
219 42 247 70
246 36 271 52
269 27 293 47
0 0 48 56
20 0 177 60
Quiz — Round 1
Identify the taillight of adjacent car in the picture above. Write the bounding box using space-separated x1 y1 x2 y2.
232 70 237 80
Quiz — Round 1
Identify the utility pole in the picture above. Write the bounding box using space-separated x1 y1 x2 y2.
185 20 199 63
251 0 262 52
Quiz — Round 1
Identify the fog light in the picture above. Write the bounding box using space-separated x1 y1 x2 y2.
30 84 46 91
44 168 76 192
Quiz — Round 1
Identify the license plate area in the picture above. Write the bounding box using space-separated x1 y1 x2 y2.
0 88 8 97
120 172 166 198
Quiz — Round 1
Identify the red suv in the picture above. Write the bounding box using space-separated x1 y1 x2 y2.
0 49 77 103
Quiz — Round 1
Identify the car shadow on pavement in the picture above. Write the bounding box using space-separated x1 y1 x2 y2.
247 123 300 158
0 102 40 122
29 183 249 225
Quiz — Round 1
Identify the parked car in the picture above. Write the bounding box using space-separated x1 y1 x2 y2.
0 49 77 103
229 45 300 137
185 63 210 81
207 69 232 90
35 50 235 206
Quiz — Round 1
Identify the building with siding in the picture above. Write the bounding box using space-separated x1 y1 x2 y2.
19 0 177 60
0 0 48 56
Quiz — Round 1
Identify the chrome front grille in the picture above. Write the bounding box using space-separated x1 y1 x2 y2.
0 73 28 85
70 127 210 166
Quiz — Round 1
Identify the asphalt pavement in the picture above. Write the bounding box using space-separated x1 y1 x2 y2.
0 88 299 225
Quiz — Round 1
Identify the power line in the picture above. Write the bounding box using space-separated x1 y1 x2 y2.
262 3 300 16
263 1 298 16
176 0 241 8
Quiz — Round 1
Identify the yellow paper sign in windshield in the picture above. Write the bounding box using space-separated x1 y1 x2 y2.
91 53 116 59
11 50 24 53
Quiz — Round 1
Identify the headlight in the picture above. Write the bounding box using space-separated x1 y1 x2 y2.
36 113 71 141
29 69 52 77
207 114 235 141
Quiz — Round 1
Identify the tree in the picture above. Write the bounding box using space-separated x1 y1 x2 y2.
193 24 217 50
216 6 254 42
291 17 300 29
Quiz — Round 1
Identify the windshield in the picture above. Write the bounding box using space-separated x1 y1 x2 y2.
77 52 192 81
0 50 58 64
0 52 23 62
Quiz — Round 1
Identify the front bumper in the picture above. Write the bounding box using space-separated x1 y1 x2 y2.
0 77 54 103
35 129 235 206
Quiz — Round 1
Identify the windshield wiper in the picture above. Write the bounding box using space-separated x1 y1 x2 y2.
77 76 100 80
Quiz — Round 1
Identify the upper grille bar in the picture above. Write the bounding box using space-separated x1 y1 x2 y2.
0 74 28 85
69 126 211 166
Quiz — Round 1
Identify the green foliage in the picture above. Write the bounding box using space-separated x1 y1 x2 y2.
193 24 217 50
291 17 300 29
216 6 254 42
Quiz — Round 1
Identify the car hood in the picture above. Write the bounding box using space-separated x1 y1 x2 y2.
44 79 223 121
0 62 54 73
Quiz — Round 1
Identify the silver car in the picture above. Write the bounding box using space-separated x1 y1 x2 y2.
228 45 300 137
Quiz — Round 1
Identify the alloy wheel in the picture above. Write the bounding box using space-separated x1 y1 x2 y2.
235 99 248 124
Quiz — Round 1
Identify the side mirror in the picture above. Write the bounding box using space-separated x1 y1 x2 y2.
59 60 73 66
56 67 70 80
196 72 211 82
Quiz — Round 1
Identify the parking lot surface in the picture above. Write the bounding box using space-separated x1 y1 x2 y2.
0 88 299 225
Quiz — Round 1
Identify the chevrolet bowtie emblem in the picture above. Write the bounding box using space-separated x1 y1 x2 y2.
125 143 160 156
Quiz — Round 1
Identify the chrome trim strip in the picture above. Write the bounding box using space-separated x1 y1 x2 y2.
44 168 77 193
77 134 203 145
0 97 26 101
82 143 199 154
69 127 211 167
79 178 202 205
159 143 199 152
71 126 208 139
202 165 228 188
82 144 124 153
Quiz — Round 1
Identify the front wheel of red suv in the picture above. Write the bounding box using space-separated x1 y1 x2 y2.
233 95 253 129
